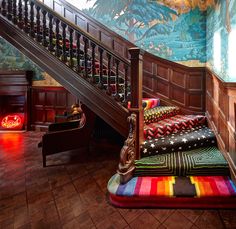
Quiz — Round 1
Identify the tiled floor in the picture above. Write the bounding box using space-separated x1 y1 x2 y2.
0 131 236 229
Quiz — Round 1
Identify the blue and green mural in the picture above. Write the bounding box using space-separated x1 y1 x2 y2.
207 0 236 82
0 36 44 80
82 0 211 66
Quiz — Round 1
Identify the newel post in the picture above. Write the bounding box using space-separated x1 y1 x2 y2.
129 47 144 160
117 47 144 184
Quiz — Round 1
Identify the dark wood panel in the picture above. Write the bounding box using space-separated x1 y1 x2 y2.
31 87 77 128
206 68 236 181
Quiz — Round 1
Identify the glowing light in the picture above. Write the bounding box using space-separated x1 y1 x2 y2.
69 0 96 10
228 29 236 79
1 114 23 129
213 31 221 72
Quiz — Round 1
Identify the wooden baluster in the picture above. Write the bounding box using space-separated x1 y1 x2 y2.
61 22 67 62
18 0 23 28
90 42 96 83
48 14 54 51
12 0 17 24
106 53 112 95
68 28 74 68
83 37 88 78
1 0 7 16
76 32 81 72
24 0 29 33
30 1 35 37
115 59 120 101
42 10 47 46
55 18 60 57
36 6 41 42
7 0 13 20
98 47 104 89
123 64 128 105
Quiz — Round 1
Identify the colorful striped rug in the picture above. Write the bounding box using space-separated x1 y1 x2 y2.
108 174 236 208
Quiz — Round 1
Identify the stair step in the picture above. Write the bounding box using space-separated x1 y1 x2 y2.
141 125 216 156
144 114 206 140
135 146 229 176
108 174 236 208
144 106 180 125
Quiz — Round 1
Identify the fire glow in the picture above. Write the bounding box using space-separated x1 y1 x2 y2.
1 114 23 129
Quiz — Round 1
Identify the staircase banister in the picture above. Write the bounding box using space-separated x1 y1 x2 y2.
30 0 130 66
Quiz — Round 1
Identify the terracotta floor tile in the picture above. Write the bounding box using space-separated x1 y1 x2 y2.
194 210 224 229
129 211 161 229
118 209 145 224
148 209 175 223
163 211 193 229
177 209 203 223
219 210 236 229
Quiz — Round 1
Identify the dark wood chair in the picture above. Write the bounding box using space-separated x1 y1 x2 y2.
39 105 95 167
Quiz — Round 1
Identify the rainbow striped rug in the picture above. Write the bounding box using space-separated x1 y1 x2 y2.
108 174 236 208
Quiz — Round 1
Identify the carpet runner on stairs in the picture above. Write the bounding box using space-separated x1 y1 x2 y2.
144 114 206 140
135 146 229 176
107 174 236 208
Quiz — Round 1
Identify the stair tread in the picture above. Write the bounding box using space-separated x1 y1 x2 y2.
108 174 236 208
144 114 206 140
135 146 229 176
141 125 216 156
144 106 180 124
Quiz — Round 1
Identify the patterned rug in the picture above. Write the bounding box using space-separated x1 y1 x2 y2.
144 115 206 140
141 126 216 157
108 174 236 208
144 106 180 124
135 146 229 176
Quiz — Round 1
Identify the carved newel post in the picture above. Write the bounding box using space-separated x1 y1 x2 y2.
117 47 144 184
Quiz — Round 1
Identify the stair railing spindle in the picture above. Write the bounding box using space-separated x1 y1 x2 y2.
1 0 7 16
83 37 89 78
123 64 128 105
76 32 81 72
61 22 67 62
29 1 35 37
98 47 104 89
24 0 29 33
48 13 54 52
106 53 112 95
36 6 41 42
55 18 61 57
68 27 74 68
90 42 96 84
42 10 47 47
18 0 23 28
7 0 13 20
115 59 120 101
12 0 17 24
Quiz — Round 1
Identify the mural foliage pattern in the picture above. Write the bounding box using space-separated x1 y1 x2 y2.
0 37 44 81
84 0 209 65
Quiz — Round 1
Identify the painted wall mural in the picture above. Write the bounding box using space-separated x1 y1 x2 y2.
81 0 218 67
0 36 44 81
206 0 236 82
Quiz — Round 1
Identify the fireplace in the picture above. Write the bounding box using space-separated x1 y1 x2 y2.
0 71 32 131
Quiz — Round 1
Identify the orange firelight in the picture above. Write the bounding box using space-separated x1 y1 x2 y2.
1 114 23 129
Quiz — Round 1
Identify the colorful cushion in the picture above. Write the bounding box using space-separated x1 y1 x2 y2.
127 98 160 110
135 146 229 176
141 126 216 156
144 106 180 124
144 115 206 140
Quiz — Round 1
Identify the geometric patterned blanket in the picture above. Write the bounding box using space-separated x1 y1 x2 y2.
135 146 229 176
108 174 236 198
144 115 206 140
141 126 216 157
